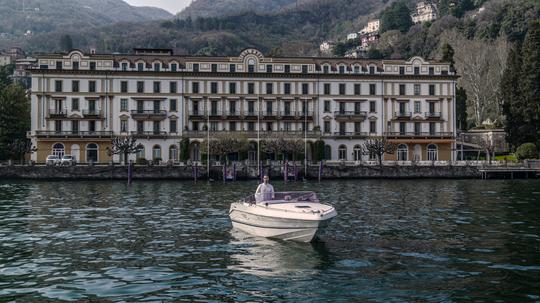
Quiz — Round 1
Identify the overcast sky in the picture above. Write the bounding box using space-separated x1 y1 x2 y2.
124 0 192 14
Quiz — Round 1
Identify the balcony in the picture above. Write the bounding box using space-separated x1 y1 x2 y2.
35 131 113 138
333 131 368 138
424 112 442 119
47 109 67 118
82 109 103 118
130 131 169 138
385 132 454 139
130 110 167 121
394 111 412 119
183 130 321 139
334 111 367 120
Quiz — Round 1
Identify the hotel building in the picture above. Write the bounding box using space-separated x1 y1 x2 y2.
28 48 457 164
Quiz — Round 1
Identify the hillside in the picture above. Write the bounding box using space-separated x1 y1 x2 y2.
0 0 172 39
177 0 299 19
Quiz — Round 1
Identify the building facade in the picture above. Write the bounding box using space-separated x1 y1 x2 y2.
412 1 438 24
29 48 457 164
360 19 380 35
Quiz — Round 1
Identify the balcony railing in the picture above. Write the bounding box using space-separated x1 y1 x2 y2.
334 111 368 119
130 131 169 138
47 109 67 118
35 131 113 138
333 131 368 138
424 112 442 119
385 132 454 138
184 130 321 139
130 110 167 120
82 109 102 117
394 111 412 118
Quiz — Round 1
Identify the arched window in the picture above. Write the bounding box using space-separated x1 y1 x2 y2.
136 146 145 160
427 144 438 161
152 145 162 161
247 58 256 73
52 143 65 158
338 145 347 160
397 144 408 161
86 143 98 163
353 145 362 161
324 145 332 160
169 145 178 162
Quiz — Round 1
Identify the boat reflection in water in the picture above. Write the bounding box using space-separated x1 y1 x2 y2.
228 229 332 278
229 191 337 242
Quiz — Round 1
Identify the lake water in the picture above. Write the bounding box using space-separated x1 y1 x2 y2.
0 179 539 302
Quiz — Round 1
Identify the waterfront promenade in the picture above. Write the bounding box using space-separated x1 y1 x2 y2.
1 161 539 180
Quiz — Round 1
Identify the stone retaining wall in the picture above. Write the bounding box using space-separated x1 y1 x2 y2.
0 164 482 180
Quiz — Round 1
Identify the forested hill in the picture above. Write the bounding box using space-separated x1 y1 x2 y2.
177 0 299 19
0 0 172 38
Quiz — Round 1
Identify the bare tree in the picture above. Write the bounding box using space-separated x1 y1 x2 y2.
476 134 496 164
361 138 397 166
202 133 248 163
7 138 35 164
261 133 304 161
107 137 142 165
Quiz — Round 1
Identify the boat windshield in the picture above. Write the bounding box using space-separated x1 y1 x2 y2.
241 191 318 204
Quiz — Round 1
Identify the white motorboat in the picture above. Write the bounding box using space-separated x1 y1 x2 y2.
229 191 337 242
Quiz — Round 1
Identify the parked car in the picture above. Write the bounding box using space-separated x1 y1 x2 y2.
46 155 61 166
61 155 77 166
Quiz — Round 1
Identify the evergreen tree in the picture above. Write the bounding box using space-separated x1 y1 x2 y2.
0 84 30 160
519 21 540 146
456 87 468 132
441 42 455 71
59 34 73 52
380 0 413 34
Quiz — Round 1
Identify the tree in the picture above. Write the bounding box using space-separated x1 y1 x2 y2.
501 46 525 148
0 64 14 89
516 143 538 160
519 21 540 147
456 87 468 132
7 138 35 164
0 84 30 160
106 137 142 165
475 134 496 164
361 138 397 166
441 42 455 71
261 133 304 161
380 0 413 34
59 34 73 52
202 133 248 163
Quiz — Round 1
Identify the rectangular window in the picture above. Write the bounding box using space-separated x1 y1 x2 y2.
324 83 331 95
429 122 436 135
302 65 308 74
354 66 360 74
414 101 421 113
354 122 361 133
137 81 144 93
399 84 406 95
120 81 128 93
89 81 96 93
266 101 273 114
324 100 330 112
89 62 96 70
399 122 406 135
248 122 255 131
248 83 255 95
170 82 177 93
302 83 309 95
399 66 405 75
210 121 218 131
339 83 346 95
266 65 273 73
229 64 236 73
229 122 237 131
171 63 177 72
211 64 217 72
72 80 79 92
414 66 420 75
192 82 199 94
192 121 199 131
369 101 376 113
73 62 79 70
414 122 421 135
247 101 255 114
71 98 79 111
56 61 63 70
369 84 376 95
170 99 177 112
414 84 421 95
89 120 96 132
120 99 128 111
170 120 177 133
369 66 375 74
323 65 329 73
429 84 435 96
137 63 144 71
266 83 273 94
193 63 199 72
153 81 161 93
229 101 236 114
121 120 128 133
354 84 361 95
154 63 160 71
55 80 63 92
266 122 273 131
324 121 331 133
429 67 434 75
339 66 345 74
153 121 160 134
210 101 218 115
370 121 377 133
284 65 291 73
248 65 255 73
211 82 218 94
229 82 236 94
137 121 144 132
284 83 291 95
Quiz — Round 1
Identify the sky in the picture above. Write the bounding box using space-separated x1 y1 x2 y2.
124 0 192 14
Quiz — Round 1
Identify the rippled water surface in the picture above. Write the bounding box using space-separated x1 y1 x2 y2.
1 179 540 302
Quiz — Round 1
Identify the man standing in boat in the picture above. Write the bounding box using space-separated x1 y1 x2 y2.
255 175 275 202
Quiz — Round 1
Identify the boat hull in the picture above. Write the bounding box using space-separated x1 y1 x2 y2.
229 204 335 242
